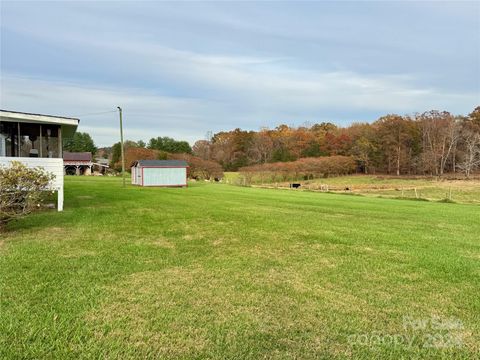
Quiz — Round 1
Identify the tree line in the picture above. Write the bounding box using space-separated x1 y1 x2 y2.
66 107 480 179
193 107 480 177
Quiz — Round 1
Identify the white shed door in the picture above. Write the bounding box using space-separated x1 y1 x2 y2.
137 167 142 185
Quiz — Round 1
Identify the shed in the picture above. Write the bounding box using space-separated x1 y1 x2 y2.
131 160 188 187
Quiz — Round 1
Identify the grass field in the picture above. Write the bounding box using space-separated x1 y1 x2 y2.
225 173 480 204
1 177 479 359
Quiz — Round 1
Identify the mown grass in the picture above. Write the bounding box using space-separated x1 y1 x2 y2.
1 177 479 359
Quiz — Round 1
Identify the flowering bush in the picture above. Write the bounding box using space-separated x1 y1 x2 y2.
0 161 54 227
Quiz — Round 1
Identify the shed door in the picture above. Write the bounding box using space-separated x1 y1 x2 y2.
137 166 142 185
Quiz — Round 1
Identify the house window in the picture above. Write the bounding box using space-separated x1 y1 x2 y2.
0 121 19 157
19 123 41 157
0 121 61 158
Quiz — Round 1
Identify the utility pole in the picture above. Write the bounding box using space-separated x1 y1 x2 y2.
117 106 126 187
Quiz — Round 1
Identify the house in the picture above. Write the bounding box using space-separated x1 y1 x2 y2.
63 152 93 175
0 109 79 211
93 158 110 175
131 160 188 187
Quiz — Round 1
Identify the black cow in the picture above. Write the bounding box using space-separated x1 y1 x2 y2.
290 183 301 189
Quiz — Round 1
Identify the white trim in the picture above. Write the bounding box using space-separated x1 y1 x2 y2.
1 110 79 138
0 110 78 126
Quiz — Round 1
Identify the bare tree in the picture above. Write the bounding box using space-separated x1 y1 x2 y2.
419 111 459 176
457 125 480 178
192 140 211 160
249 130 273 164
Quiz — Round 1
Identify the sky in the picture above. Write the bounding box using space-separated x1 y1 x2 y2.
1 1 479 147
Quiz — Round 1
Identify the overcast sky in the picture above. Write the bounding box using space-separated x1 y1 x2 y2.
1 1 479 146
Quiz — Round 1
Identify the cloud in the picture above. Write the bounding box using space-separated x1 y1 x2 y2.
0 75 230 146
1 1 479 147
2 67 477 148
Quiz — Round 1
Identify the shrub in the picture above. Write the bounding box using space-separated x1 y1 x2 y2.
168 153 224 180
0 161 54 227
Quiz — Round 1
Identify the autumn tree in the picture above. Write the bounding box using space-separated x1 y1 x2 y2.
192 140 212 160
270 125 296 162
374 115 420 175
211 129 255 171
457 110 480 177
111 140 140 170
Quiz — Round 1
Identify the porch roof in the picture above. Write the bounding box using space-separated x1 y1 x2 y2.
0 109 79 137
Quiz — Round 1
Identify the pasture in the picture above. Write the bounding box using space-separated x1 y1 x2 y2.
225 173 480 204
1 177 479 359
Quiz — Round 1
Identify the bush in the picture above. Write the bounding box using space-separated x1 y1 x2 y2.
168 153 224 180
0 161 54 227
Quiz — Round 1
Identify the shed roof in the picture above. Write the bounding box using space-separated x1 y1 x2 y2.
135 160 188 167
63 152 92 161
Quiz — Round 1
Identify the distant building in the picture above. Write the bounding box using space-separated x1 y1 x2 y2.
131 160 188 187
94 158 110 174
63 152 93 175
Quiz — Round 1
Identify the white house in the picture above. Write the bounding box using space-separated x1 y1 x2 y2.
0 110 79 211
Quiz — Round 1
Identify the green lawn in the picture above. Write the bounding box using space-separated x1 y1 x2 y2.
1 177 479 359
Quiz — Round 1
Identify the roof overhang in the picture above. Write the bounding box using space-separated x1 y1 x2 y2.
0 110 80 138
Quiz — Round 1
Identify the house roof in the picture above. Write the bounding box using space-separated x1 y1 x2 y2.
0 109 79 137
63 152 92 161
135 160 188 167
95 158 110 165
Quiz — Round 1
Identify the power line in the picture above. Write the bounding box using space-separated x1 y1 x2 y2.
72 110 117 117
